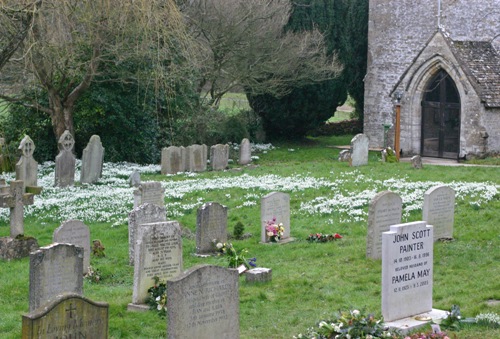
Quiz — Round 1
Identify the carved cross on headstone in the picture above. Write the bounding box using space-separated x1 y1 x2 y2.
0 180 35 238
66 303 77 318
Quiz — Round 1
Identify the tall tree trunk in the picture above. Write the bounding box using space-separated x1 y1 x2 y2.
47 89 75 141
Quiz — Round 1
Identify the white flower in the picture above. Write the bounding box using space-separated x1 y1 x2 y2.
352 309 360 316
157 304 162 310
366 335 373 339
318 321 327 328
216 242 223 249
267 231 274 237
156 296 161 301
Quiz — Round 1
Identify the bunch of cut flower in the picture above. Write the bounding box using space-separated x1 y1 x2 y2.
265 217 285 242
215 241 257 269
306 232 342 243
145 276 167 317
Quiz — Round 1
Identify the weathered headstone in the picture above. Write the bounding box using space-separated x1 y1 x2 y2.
167 265 239 339
261 192 291 243
161 146 186 175
15 135 38 191
210 144 229 171
80 135 105 184
366 191 402 259
422 186 455 241
338 149 351 162
238 138 251 165
0 180 35 238
53 220 91 273
128 203 167 265
133 181 165 208
128 170 141 187
382 221 434 321
22 293 108 339
186 144 208 172
411 155 423 169
350 133 369 166
196 202 228 255
128 221 183 310
29 243 83 312
55 130 76 187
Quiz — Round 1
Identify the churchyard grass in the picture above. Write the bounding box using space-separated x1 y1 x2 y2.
1 136 499 338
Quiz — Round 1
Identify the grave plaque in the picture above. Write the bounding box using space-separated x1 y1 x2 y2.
167 265 239 339
422 185 455 241
29 243 84 312
196 202 228 254
80 135 104 184
238 138 251 165
128 203 167 265
210 144 229 171
133 181 165 208
261 192 290 243
53 220 91 273
22 293 108 339
131 221 182 305
350 133 369 166
55 130 76 187
382 221 433 321
366 191 402 259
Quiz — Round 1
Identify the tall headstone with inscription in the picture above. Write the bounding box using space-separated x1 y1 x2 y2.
167 265 239 339
366 191 402 259
161 146 186 175
238 138 251 165
128 203 167 265
128 221 182 310
80 135 105 184
422 185 455 241
53 220 91 273
261 192 291 243
15 135 39 192
55 130 76 187
133 181 165 208
22 293 108 339
29 243 83 312
196 202 228 255
186 144 208 172
350 133 369 166
210 144 229 171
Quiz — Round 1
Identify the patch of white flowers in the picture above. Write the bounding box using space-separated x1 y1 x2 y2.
475 312 500 326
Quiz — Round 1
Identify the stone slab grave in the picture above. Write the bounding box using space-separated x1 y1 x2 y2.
133 181 165 208
366 191 402 259
382 221 447 333
350 133 369 166
80 135 105 184
15 135 41 193
210 144 229 171
22 293 108 339
128 203 167 265
260 192 292 243
161 146 186 174
128 221 182 311
422 185 455 241
196 202 228 255
238 138 251 165
29 243 83 312
55 130 76 187
167 265 239 339
53 220 91 274
186 144 208 172
245 267 272 283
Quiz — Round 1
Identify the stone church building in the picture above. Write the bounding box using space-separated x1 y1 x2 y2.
364 0 500 159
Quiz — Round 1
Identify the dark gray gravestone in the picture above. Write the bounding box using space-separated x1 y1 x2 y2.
55 130 76 187
196 202 228 255
29 243 83 312
80 135 105 184
53 220 91 273
22 293 108 339
167 265 239 339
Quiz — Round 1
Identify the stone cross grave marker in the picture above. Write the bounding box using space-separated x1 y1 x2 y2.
422 185 455 241
128 203 167 265
53 220 91 274
80 135 105 184
22 293 108 339
129 221 183 309
261 192 290 243
187 144 208 172
29 243 83 312
133 181 165 208
196 202 228 255
167 265 240 339
382 221 433 321
0 180 35 238
366 191 402 259
15 135 39 192
238 138 251 165
350 133 369 166
55 130 76 187
161 146 186 175
210 144 229 171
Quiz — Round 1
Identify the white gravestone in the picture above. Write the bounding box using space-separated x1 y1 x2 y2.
238 138 251 165
53 220 91 274
196 202 228 255
260 192 291 243
422 185 455 241
133 182 165 208
350 133 369 166
366 191 402 259
80 135 105 184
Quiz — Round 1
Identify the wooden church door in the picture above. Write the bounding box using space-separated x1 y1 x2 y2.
421 70 460 158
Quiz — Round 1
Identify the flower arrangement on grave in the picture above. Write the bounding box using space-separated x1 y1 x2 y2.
214 241 257 269
84 266 102 284
306 232 343 243
265 217 285 242
145 276 167 317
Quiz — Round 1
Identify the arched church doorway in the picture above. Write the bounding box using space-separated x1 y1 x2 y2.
421 70 460 158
